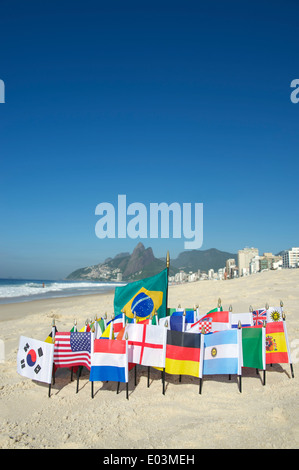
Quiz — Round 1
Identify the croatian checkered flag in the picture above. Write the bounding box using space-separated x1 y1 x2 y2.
17 336 54 384
186 318 212 334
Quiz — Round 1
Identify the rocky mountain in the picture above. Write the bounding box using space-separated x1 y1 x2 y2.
171 248 237 272
66 243 237 282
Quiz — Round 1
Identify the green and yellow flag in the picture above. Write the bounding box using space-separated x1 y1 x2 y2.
114 269 168 321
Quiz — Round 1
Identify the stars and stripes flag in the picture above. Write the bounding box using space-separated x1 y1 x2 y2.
54 332 91 370
252 309 267 326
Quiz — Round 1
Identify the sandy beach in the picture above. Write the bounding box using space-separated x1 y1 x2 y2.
0 269 298 449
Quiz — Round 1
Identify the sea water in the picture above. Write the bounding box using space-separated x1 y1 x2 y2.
0 279 125 304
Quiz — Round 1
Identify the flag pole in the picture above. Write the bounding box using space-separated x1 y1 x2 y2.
262 320 266 385
71 319 77 381
125 332 129 400
282 313 294 378
91 325 95 398
228 305 233 381
199 326 205 394
166 251 170 317
48 333 55 398
179 310 186 383
51 319 56 386
238 321 242 393
147 314 153 388
162 319 168 395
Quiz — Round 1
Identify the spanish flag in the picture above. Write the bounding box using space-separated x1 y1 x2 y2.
165 330 201 378
265 321 289 364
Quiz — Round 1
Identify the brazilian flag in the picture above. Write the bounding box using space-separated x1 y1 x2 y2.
114 269 168 321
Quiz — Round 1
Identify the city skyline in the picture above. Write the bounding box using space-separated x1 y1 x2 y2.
0 1 298 279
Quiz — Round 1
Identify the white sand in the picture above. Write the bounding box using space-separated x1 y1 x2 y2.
0 269 298 449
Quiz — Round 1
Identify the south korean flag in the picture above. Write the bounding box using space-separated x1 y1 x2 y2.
17 336 54 384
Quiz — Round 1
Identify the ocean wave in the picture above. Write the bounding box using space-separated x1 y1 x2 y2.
0 281 124 299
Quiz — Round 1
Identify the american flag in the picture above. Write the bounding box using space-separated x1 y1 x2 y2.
252 309 267 326
54 332 91 370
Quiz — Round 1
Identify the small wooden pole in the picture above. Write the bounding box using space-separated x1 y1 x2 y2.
238 321 242 393
263 320 266 385
199 326 205 394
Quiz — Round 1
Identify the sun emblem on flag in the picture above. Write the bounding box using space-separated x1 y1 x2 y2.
270 310 281 322
211 347 217 358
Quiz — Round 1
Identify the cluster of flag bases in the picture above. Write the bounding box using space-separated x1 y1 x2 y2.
17 252 294 399
47 312 293 400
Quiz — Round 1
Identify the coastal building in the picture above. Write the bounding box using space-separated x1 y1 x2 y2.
238 247 259 276
259 252 282 271
226 258 236 278
282 247 299 268
249 256 260 274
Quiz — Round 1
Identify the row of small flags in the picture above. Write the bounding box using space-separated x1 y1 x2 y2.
17 302 294 398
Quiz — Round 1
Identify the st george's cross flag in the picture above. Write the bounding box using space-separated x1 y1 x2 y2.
89 339 128 383
164 330 203 378
203 329 242 376
125 322 167 368
114 269 168 321
17 336 54 384
53 332 92 370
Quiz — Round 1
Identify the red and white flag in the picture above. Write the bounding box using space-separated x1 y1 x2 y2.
186 318 212 334
198 310 231 332
125 323 167 368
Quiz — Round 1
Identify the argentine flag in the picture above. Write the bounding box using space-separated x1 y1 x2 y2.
203 329 241 376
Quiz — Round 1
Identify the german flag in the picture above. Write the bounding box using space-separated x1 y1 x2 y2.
266 321 289 364
165 330 201 378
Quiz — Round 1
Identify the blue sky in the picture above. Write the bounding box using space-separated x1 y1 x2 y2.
0 1 298 279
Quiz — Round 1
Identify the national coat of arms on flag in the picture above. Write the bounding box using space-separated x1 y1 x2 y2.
265 321 289 364
186 318 212 334
17 336 54 384
198 310 231 332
